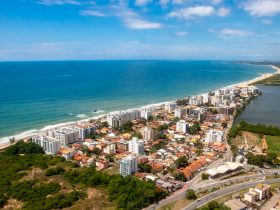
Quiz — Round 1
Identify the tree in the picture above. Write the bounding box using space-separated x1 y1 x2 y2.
132 132 143 139
138 163 152 173
201 173 209 180
221 122 228 128
208 201 219 210
185 189 197 200
175 156 188 168
173 172 186 182
148 115 154 122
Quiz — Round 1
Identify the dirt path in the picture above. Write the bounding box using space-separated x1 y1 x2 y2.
262 136 268 150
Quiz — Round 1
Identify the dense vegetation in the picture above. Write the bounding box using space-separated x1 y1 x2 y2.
0 141 167 210
246 152 280 168
64 168 168 209
228 121 280 139
185 189 197 200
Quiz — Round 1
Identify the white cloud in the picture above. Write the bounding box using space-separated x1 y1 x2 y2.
218 29 252 39
135 0 151 6
262 19 272 25
80 10 107 17
168 6 215 19
217 7 230 17
117 4 163 29
244 0 280 16
124 18 163 29
176 31 188 36
37 0 81 5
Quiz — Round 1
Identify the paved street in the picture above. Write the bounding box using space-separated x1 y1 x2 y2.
183 178 280 210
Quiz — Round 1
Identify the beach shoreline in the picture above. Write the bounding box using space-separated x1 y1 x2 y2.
1 64 279 149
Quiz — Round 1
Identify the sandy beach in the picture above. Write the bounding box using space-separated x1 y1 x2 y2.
0 64 279 150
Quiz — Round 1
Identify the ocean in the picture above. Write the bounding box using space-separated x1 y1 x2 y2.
0 60 275 140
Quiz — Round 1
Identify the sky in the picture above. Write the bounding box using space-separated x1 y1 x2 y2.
0 0 280 61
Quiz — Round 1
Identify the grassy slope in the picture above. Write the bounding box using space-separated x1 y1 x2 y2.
266 135 280 156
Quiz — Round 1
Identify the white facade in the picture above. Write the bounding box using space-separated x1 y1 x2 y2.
140 109 152 120
142 126 155 141
54 127 79 146
120 155 138 177
205 129 224 143
70 123 95 140
107 110 141 127
176 120 189 133
32 135 61 155
128 137 145 155
174 108 186 119
165 103 177 112
103 143 116 155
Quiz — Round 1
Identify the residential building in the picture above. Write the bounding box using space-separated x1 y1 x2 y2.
107 110 141 127
32 135 61 155
174 108 186 118
176 120 189 133
128 137 145 155
54 127 79 146
142 126 155 141
103 143 116 155
120 155 138 177
69 123 95 140
205 129 224 143
165 102 177 112
140 109 152 120
255 183 271 200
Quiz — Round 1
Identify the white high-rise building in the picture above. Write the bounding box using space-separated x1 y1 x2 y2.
107 110 141 128
205 129 223 143
54 127 79 146
142 126 155 141
165 102 177 112
32 135 61 155
174 108 186 119
176 120 189 134
120 155 138 177
128 137 145 155
69 123 96 140
140 109 152 120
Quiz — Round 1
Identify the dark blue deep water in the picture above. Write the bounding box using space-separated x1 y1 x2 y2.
0 60 274 139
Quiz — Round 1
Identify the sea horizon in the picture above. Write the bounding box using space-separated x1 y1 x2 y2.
0 60 275 142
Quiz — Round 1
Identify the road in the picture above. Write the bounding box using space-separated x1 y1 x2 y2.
144 168 280 210
183 178 280 210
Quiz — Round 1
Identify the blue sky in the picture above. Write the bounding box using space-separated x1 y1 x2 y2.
0 0 280 60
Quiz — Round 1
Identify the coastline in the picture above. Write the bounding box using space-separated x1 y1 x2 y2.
1 64 279 149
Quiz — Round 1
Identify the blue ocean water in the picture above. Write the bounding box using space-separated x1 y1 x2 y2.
0 61 274 138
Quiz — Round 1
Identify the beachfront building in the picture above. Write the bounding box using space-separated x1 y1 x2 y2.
128 137 145 155
142 126 155 141
107 110 141 128
140 109 152 120
32 135 61 155
69 123 96 140
120 155 138 177
165 102 177 112
176 120 189 134
53 127 79 146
